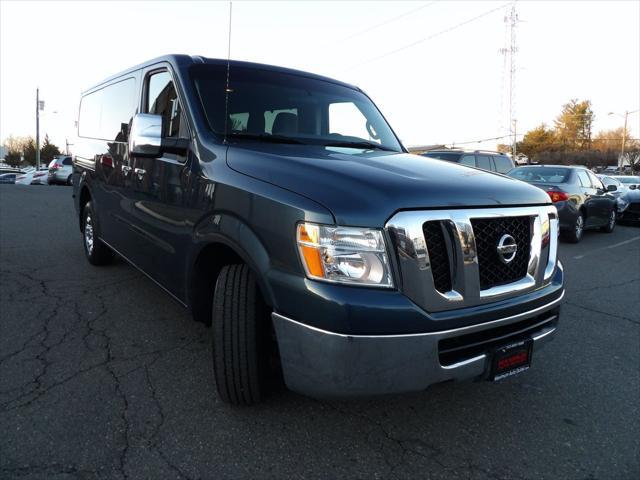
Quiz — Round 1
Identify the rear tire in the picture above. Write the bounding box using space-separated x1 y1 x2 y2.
212 264 268 405
67 175 73 186
600 209 616 233
81 202 114 265
563 212 584 243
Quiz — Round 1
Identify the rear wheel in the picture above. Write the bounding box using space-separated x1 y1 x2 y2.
67 174 73 186
600 208 616 233
82 202 114 265
211 264 268 405
563 212 584 243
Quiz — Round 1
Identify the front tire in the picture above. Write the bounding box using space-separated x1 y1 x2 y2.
600 209 616 233
563 212 585 243
82 202 114 265
212 264 267 405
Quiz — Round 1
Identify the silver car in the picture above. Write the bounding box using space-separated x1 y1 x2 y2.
48 155 73 185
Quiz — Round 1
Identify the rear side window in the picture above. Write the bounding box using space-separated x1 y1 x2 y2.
62 157 72 166
423 152 462 162
460 155 475 167
493 155 513 174
476 155 493 171
78 78 136 141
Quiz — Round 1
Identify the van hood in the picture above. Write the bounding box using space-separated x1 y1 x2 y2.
227 144 551 226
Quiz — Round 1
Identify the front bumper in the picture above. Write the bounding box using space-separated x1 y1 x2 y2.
273 289 563 398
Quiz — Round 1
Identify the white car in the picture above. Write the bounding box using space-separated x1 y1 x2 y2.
15 167 49 185
48 155 74 185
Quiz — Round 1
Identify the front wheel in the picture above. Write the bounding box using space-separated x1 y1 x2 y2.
211 264 268 405
600 209 616 233
82 202 114 265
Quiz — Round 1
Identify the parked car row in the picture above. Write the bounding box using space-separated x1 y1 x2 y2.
0 155 74 186
415 150 637 241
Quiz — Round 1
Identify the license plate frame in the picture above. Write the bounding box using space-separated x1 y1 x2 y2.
489 338 533 381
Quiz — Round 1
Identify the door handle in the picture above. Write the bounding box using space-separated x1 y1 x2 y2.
134 168 146 180
121 165 131 176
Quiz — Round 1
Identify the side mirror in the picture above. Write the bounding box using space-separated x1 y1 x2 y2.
607 184 617 192
129 113 162 157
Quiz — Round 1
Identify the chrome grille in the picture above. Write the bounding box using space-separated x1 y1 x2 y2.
386 206 558 313
422 221 452 293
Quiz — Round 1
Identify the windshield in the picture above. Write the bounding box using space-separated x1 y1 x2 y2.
616 176 640 184
190 64 403 152
508 167 570 183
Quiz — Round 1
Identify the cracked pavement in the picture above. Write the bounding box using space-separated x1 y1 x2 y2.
1 185 639 479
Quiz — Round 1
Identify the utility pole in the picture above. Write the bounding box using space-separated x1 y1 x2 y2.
36 88 40 170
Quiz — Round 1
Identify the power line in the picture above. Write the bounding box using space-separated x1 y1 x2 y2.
345 1 514 71
341 2 438 42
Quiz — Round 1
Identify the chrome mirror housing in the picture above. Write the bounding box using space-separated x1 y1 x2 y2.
129 113 162 157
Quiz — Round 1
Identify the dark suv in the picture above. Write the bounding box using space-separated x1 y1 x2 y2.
73 55 564 404
421 149 515 174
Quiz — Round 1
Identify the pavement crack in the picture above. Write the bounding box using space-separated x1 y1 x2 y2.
564 301 640 326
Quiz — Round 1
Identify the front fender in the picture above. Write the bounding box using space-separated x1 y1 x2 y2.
190 212 277 309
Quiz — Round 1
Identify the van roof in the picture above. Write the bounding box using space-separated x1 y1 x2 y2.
83 54 359 94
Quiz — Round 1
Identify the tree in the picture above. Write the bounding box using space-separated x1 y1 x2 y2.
496 144 511 154
2 135 25 166
40 134 61 164
22 138 37 166
516 123 556 157
554 99 594 151
592 127 634 153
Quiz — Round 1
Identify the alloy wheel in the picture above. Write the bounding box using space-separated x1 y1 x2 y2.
84 214 94 254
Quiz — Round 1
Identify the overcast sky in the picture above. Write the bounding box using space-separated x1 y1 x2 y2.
1 0 638 152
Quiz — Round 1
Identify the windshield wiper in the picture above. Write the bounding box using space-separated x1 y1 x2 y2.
227 132 306 145
321 140 396 152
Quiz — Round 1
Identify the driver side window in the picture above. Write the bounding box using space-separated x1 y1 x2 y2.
328 102 378 143
146 70 188 139
587 171 604 190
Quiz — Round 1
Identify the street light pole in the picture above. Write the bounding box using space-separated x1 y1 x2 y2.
620 111 628 169
36 88 40 170
609 109 639 171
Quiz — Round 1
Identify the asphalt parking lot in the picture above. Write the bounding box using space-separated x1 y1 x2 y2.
1 185 638 480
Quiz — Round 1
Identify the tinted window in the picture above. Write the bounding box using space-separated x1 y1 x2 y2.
422 152 462 162
460 155 476 167
62 157 72 166
476 155 492 171
146 71 186 138
508 167 570 183
190 64 402 151
493 155 513 174
576 171 592 188
78 78 136 141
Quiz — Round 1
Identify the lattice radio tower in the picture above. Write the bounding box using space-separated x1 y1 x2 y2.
499 4 519 159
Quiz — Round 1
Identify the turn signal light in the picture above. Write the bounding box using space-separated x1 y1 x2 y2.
547 190 569 203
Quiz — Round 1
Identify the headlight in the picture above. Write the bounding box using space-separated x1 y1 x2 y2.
296 223 394 287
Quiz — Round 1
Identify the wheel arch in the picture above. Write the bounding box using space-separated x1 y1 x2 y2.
187 222 276 325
